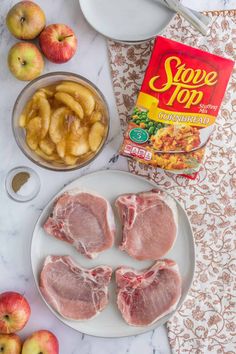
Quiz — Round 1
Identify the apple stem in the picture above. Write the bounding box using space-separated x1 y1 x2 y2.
20 16 26 23
62 35 74 40
18 57 26 66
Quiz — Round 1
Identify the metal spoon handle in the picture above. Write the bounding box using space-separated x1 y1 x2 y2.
189 9 211 27
158 0 210 36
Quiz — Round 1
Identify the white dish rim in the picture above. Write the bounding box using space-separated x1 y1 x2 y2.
30 169 195 338
79 0 177 43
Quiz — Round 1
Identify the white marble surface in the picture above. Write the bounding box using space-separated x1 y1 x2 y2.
0 0 235 353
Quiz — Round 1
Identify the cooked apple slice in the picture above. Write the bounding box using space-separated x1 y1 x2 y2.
38 96 51 139
35 148 61 162
88 122 105 152
70 118 81 134
63 154 78 165
39 88 54 97
32 90 46 102
26 117 42 150
67 127 90 156
67 135 90 156
49 107 71 144
56 138 66 159
90 110 102 124
39 137 55 156
19 99 34 127
56 82 95 116
55 92 84 119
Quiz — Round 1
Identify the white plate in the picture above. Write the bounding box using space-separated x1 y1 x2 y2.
31 170 195 338
79 0 175 42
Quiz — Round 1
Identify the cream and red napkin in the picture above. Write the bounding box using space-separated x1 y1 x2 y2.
108 10 236 353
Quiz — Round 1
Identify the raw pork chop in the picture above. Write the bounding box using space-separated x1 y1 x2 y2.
40 255 112 320
115 189 178 260
44 190 115 259
116 259 181 326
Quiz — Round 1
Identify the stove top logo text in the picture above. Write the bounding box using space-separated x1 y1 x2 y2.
149 56 218 109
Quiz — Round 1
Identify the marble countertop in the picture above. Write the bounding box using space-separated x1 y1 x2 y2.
0 1 235 353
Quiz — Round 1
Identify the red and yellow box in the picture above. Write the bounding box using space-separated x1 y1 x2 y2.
120 36 234 175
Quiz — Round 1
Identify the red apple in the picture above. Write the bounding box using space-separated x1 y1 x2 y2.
39 24 77 63
8 42 44 81
0 334 21 354
6 1 46 40
21 330 59 354
0 292 31 334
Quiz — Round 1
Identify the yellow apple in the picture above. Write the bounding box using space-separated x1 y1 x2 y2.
22 330 59 354
0 334 21 354
6 1 46 40
8 42 44 81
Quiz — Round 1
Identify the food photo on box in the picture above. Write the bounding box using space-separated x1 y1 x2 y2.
0 1 235 354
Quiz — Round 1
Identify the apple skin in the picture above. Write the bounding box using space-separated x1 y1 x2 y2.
0 334 22 354
0 292 31 334
8 42 44 81
39 24 77 63
6 1 46 40
21 330 59 354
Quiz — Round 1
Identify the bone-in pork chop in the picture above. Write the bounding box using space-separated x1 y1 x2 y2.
44 190 115 259
116 259 181 326
40 255 112 320
115 189 178 260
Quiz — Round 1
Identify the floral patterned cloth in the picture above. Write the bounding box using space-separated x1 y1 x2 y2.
108 10 236 354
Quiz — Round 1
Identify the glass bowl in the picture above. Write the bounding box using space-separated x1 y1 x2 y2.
12 72 110 171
